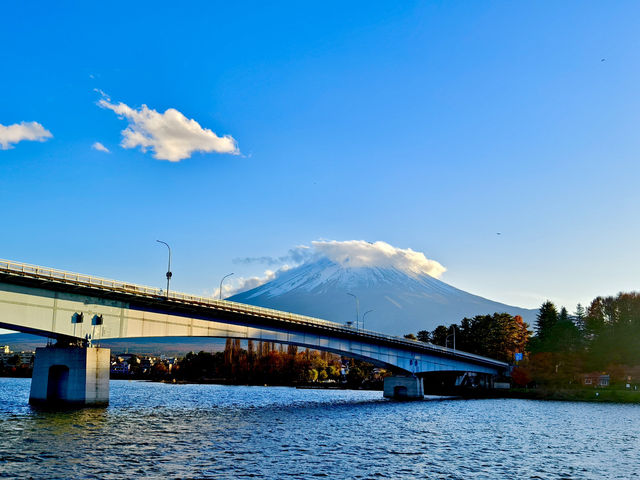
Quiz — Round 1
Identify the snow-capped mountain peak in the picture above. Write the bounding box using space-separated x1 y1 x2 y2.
229 257 535 335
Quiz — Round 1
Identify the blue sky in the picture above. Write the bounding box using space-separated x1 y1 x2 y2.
1 1 639 312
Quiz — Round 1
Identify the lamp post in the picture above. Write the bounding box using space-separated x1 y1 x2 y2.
362 310 374 331
346 293 360 330
219 272 234 300
446 325 456 351
156 240 172 298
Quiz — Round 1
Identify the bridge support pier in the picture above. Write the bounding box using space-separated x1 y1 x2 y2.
29 346 110 407
383 375 424 400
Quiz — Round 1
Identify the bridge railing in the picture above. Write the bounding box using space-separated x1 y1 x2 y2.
0 259 354 332
0 258 508 367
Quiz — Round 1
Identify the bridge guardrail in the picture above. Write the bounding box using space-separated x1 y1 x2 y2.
0 258 508 368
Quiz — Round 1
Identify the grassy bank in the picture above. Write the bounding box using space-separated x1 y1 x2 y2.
505 387 640 404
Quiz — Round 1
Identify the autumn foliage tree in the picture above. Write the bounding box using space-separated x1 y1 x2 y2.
175 342 351 387
417 313 531 363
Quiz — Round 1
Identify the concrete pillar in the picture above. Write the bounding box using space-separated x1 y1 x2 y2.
383 375 424 400
29 346 110 406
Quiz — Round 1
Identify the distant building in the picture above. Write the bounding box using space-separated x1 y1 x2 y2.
0 346 34 367
161 357 178 372
110 363 131 375
140 356 156 373
116 354 140 365
583 373 610 387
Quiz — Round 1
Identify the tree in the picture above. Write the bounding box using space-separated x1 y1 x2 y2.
421 314 531 363
528 301 584 380
431 325 449 346
553 307 582 350
404 333 417 341
583 292 640 369
535 301 558 341
573 303 586 332
558 307 569 324
455 313 530 363
346 360 374 387
511 367 532 387
417 330 431 343
306 368 318 383
584 297 606 338
151 362 168 379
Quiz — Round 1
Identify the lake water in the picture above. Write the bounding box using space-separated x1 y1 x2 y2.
1 378 639 479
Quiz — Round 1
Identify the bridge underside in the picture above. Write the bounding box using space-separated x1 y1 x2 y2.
0 282 504 376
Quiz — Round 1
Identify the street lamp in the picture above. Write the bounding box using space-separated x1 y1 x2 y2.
346 293 360 330
446 325 456 351
362 310 374 331
219 272 234 300
156 240 172 298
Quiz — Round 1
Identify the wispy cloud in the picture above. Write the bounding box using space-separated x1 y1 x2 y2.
97 92 239 161
92 142 110 153
216 267 292 298
0 121 52 150
233 246 312 266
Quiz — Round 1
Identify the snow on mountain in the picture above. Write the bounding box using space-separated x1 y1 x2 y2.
229 256 536 336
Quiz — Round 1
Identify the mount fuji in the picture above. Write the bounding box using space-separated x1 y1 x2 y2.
229 257 536 335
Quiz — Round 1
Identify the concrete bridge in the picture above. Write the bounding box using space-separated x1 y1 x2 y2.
0 259 509 405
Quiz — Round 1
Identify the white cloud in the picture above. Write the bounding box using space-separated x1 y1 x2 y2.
217 267 291 298
97 94 239 161
311 240 446 278
92 142 110 153
0 121 52 150
225 240 447 297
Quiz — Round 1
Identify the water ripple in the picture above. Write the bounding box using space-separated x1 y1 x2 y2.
1 379 640 479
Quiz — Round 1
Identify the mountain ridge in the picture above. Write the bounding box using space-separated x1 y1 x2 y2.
230 258 536 335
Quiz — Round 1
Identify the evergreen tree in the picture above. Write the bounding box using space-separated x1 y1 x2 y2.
550 306 582 353
585 297 606 338
535 301 558 340
417 330 431 343
573 303 586 332
423 315 530 362
431 325 450 346
558 307 569 324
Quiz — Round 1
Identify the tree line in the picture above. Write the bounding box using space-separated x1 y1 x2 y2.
406 312 531 364
522 292 640 386
405 290 640 388
157 339 383 388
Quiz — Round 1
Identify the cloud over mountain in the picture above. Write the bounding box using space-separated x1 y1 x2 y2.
226 240 445 296
228 241 534 334
98 93 239 161
0 121 52 150
310 240 446 278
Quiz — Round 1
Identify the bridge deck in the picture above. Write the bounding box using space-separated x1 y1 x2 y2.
0 259 508 370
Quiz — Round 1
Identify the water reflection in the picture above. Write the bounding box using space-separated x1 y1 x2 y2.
1 378 640 479
27 406 108 435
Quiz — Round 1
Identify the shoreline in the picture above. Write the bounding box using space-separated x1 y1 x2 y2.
501 388 640 404
4 374 640 403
